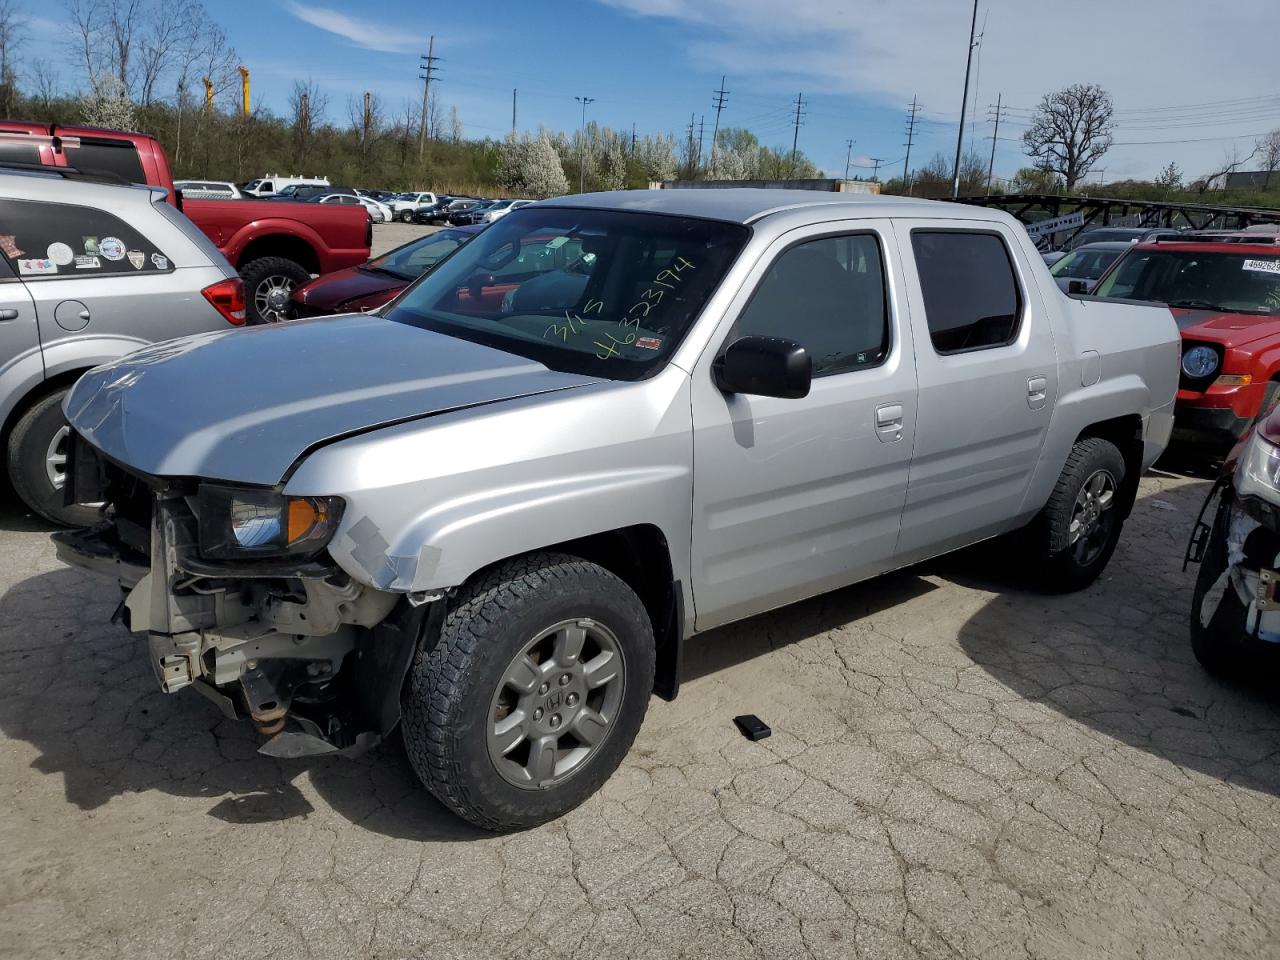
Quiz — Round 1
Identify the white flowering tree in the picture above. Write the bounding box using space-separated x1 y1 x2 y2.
81 73 136 131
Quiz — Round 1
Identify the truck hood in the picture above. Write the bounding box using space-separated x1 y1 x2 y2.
65 314 601 486
1172 307 1280 349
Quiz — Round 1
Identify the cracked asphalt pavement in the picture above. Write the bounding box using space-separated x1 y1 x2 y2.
4 455 1280 959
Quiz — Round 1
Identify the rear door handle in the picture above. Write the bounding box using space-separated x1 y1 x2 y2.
1027 376 1048 410
0 308 18 321
874 402 904 442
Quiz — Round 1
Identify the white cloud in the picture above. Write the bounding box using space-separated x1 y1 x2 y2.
281 2 424 55
599 0 1280 177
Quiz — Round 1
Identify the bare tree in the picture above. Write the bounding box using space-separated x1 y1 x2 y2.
447 105 462 144
136 0 199 106
1257 129 1280 189
1192 144 1258 194
106 0 144 92
290 79 328 168
1022 83 1115 190
0 0 26 117
64 0 102 90
30 60 60 110
347 90 384 160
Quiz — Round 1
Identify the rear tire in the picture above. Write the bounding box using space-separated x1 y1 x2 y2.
401 552 655 831
1024 437 1127 592
6 389 98 527
240 256 312 324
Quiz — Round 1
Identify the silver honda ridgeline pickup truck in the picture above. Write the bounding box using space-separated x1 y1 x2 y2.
54 190 1179 830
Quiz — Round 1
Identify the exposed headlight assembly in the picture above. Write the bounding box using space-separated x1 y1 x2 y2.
1181 344 1219 379
1235 431 1280 502
197 484 344 560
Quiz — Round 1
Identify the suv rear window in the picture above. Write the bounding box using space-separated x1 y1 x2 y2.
911 231 1022 353
0 199 175 278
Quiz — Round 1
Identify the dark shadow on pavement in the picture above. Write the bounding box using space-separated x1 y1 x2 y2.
942 479 1280 799
0 565 486 842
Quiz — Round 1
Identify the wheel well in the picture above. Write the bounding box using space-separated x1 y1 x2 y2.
465 525 683 700
1076 414 1144 517
237 235 320 274
1 369 87 456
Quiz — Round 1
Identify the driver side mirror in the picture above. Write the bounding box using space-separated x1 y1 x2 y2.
1067 279 1088 295
713 336 811 399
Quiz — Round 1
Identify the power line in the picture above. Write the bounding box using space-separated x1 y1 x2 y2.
790 92 806 176
709 75 729 177
417 35 440 158
903 96 921 192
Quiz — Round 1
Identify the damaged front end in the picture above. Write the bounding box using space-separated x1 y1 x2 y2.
53 435 428 757
1187 430 1280 667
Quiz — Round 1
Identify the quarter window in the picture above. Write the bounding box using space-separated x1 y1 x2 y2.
911 231 1022 354
733 234 890 377
0 199 175 279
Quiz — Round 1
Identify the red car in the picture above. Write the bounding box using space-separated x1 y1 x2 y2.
0 121 371 322
1092 236 1280 447
289 225 483 318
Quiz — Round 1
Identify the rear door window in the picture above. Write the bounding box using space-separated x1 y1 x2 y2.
911 231 1022 353
0 199 175 278
64 138 146 184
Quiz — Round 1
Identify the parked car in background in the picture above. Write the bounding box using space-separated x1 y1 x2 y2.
0 122 371 324
269 184 355 202
444 198 485 225
1062 226 1182 251
289 225 483 318
242 175 330 198
1091 236 1280 447
55 189 1177 830
318 193 391 223
1047 241 1130 293
412 196 460 225
174 180 242 200
390 192 438 223
481 199 534 223
0 168 244 525
1187 407 1280 675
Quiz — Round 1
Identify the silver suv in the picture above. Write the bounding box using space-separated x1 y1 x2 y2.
54 190 1178 830
0 169 243 524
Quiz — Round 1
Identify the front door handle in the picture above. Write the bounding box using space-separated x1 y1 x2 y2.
0 308 18 321
874 402 904 442
1027 376 1048 410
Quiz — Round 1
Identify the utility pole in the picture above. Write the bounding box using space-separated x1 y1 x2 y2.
903 96 920 194
511 88 517 135
844 138 855 180
789 92 806 177
631 122 636 155
575 95 595 193
951 0 980 199
709 75 729 177
685 113 696 178
696 114 705 171
985 93 1005 195
869 157 884 181
418 35 439 159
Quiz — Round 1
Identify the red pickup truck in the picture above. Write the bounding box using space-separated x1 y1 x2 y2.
0 122 371 322
1091 235 1280 448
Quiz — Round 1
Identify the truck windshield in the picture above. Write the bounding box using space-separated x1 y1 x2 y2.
1094 249 1280 315
385 207 750 380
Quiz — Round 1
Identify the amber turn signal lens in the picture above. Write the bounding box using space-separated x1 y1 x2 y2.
286 498 326 544
1213 374 1253 387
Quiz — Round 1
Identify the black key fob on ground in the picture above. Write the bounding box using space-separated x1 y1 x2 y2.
733 714 771 741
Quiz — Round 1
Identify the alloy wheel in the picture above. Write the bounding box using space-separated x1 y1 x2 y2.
1068 468 1117 565
253 275 296 323
44 425 69 490
486 618 626 789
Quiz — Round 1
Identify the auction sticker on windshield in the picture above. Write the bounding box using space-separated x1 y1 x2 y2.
1244 259 1280 274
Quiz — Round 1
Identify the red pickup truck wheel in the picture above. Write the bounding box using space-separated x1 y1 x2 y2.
241 257 313 324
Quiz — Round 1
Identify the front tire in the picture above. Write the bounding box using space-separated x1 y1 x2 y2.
399 209 414 223
1025 437 1127 592
402 553 655 831
6 389 99 526
1188 498 1251 676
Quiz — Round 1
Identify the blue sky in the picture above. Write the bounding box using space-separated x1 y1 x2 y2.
29 0 1280 183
